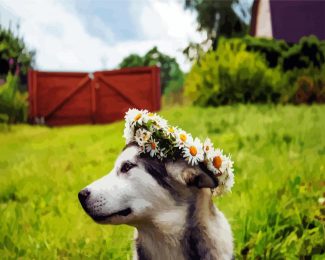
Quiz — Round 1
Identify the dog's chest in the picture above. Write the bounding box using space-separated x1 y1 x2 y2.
134 243 185 260
133 230 185 260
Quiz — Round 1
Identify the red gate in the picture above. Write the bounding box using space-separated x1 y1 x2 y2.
28 67 160 126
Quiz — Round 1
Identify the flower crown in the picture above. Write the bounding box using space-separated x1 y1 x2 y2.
123 109 234 195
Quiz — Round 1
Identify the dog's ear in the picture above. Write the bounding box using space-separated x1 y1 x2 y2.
182 167 218 189
165 161 218 189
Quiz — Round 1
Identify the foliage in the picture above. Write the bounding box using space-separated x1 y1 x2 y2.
243 36 289 68
118 47 184 94
185 36 325 106
0 105 324 259
281 35 325 71
0 25 35 78
243 35 325 71
0 73 28 124
282 65 325 104
184 0 250 60
118 54 143 69
185 0 249 38
185 38 285 106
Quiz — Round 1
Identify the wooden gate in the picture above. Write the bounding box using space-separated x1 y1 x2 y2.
28 67 160 126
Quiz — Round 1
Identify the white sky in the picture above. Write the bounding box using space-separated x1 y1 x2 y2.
0 0 207 72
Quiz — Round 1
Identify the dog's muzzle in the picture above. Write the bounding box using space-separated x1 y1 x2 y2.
78 188 90 210
78 188 132 223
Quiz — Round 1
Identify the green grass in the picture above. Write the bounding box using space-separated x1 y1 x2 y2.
0 105 324 259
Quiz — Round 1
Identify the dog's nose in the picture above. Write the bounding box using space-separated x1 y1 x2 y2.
78 188 90 205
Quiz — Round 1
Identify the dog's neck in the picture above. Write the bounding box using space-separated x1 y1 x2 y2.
134 189 222 260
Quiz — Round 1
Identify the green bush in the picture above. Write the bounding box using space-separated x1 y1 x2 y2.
282 65 325 104
243 35 325 71
243 36 289 68
185 38 285 106
282 36 325 71
0 26 35 77
185 36 325 106
0 73 28 123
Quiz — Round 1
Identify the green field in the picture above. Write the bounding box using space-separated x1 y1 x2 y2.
0 105 324 259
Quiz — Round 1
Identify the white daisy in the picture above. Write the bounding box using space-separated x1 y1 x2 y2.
182 137 204 166
165 126 177 138
145 137 159 157
157 147 167 160
224 168 235 192
123 122 134 144
143 112 157 123
147 114 168 131
217 170 234 194
203 138 214 159
125 108 148 125
175 129 192 148
213 154 234 194
220 154 234 174
155 115 168 129
135 128 151 147
207 148 224 175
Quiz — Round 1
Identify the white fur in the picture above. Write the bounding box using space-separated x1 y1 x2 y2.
81 146 233 259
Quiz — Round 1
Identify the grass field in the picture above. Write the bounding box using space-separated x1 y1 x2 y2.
0 105 324 259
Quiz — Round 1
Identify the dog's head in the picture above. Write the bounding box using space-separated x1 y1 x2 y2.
78 143 218 226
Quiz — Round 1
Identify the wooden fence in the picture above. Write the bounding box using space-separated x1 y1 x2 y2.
28 66 160 126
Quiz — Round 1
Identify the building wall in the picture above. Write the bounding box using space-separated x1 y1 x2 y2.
251 0 325 43
270 0 325 43
255 0 273 38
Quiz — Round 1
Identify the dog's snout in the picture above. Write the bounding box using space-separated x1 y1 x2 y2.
78 188 90 205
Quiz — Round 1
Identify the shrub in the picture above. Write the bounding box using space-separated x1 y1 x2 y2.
282 36 325 71
243 35 325 71
0 73 28 123
185 36 325 106
243 36 289 68
282 65 325 104
184 38 285 106
0 25 35 92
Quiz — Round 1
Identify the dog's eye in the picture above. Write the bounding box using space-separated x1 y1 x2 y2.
121 161 136 173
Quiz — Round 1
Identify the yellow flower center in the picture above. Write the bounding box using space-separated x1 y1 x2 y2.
189 146 197 156
168 127 174 133
134 113 142 121
148 113 154 117
180 134 187 142
213 156 222 169
151 142 156 149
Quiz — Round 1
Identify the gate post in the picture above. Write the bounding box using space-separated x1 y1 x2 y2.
28 69 38 124
89 73 97 124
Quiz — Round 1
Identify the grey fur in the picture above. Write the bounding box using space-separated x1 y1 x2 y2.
181 202 213 259
137 156 176 196
136 238 150 260
80 144 233 260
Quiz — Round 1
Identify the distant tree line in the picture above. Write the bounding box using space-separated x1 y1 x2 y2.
119 47 184 95
0 25 35 91
184 0 251 61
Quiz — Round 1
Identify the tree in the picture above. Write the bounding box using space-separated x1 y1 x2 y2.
0 25 36 91
184 0 251 60
118 54 144 68
118 47 184 94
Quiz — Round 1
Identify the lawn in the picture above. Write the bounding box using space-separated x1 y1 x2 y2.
0 105 324 259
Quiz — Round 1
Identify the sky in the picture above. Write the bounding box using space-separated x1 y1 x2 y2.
0 0 252 72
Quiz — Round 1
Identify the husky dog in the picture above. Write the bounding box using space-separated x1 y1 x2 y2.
78 143 233 260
